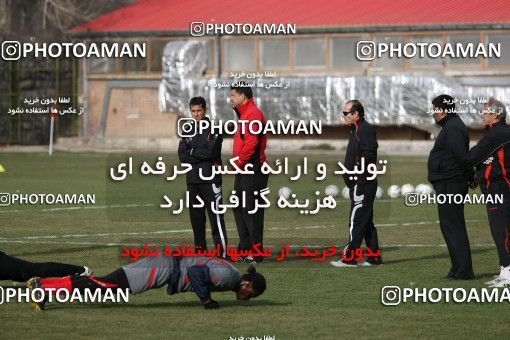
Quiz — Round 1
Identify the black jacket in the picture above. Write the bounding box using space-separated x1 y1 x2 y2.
178 117 222 184
467 121 510 195
427 114 474 184
343 118 378 188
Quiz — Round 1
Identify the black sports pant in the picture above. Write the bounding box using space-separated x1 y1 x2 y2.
188 182 228 258
233 173 269 260
72 268 130 293
0 251 85 282
433 181 474 279
343 182 380 263
486 193 510 267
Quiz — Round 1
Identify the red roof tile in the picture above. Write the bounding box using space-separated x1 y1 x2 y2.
70 0 510 33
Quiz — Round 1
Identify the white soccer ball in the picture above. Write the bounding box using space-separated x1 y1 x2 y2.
401 183 415 196
422 184 433 195
341 186 350 199
278 187 292 200
415 183 433 195
415 184 426 195
387 185 401 198
376 186 383 199
325 184 340 198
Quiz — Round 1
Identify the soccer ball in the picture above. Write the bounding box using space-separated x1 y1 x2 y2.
415 184 426 195
376 186 383 199
278 187 292 200
325 184 340 198
416 183 433 195
401 183 415 196
424 184 434 195
387 185 401 198
341 186 350 199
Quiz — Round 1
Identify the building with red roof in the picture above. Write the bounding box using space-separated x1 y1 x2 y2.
70 0 510 142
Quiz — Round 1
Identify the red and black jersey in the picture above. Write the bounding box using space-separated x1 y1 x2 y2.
468 121 510 195
232 98 267 172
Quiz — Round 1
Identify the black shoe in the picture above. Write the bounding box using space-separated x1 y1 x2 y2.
365 255 383 266
252 256 264 263
453 273 476 280
443 269 456 280
233 255 263 264
220 256 235 263
27 277 47 311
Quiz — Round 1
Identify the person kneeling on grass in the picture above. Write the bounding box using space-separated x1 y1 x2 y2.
27 254 266 311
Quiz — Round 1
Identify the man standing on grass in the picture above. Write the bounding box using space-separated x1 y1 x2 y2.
330 99 382 268
178 96 228 258
427 94 475 280
467 98 510 287
230 83 268 264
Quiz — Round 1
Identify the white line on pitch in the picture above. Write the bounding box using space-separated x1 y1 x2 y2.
0 203 154 214
0 225 336 240
41 203 154 212
0 219 483 242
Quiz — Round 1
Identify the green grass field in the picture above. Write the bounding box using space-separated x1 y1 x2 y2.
0 152 508 339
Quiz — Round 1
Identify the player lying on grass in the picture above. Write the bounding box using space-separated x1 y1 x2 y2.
27 254 266 311
0 250 91 282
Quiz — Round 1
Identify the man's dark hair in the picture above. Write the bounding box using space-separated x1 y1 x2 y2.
432 94 455 115
231 81 253 99
189 96 207 110
346 99 365 119
242 265 266 297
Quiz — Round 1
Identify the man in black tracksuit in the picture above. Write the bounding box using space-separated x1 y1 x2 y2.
467 98 510 285
178 97 228 258
427 94 475 280
330 100 381 268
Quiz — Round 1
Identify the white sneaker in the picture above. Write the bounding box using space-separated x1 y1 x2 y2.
485 266 504 285
358 261 373 267
486 266 510 285
80 266 92 276
501 265 510 280
330 260 357 268
485 274 503 285
489 278 510 288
